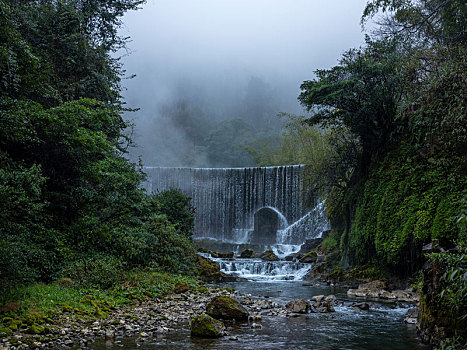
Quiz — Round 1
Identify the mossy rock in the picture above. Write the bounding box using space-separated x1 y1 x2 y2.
26 324 48 335
190 314 225 338
239 249 254 258
206 296 249 321
57 277 73 287
61 303 73 313
196 255 222 281
260 249 279 261
216 251 234 259
299 251 318 263
173 281 190 294
198 285 208 294
0 327 13 336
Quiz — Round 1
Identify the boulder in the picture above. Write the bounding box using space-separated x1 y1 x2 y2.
316 301 335 313
298 238 323 255
206 296 249 321
347 281 419 303
173 281 190 294
284 253 300 261
217 251 234 259
239 249 254 258
285 299 310 314
260 249 279 261
311 295 325 302
196 255 244 282
190 315 225 338
359 280 387 290
352 302 370 311
311 295 324 308
404 307 419 324
299 251 318 264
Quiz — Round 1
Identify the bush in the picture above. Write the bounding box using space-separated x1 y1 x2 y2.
143 215 196 274
61 255 124 289
321 237 338 253
152 189 195 238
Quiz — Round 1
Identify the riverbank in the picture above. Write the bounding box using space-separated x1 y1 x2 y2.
0 272 199 349
1 275 423 350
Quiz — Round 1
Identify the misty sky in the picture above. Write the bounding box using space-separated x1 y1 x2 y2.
119 0 370 167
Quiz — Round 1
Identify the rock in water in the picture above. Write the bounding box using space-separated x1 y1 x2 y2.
260 249 279 261
404 307 419 324
239 249 254 258
190 315 225 338
206 296 249 321
286 299 311 314
352 302 370 311
319 301 335 313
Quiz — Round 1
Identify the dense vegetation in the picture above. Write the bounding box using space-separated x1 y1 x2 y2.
253 0 466 343
0 0 197 293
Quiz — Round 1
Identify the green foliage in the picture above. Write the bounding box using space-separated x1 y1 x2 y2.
299 39 402 163
321 237 338 253
142 214 196 274
0 0 200 297
345 144 465 272
362 0 467 45
152 189 195 237
61 255 125 289
0 272 198 326
296 0 467 278
429 217 467 327
247 113 360 201
0 0 144 107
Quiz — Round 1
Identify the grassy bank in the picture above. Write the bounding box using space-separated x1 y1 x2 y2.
0 271 198 336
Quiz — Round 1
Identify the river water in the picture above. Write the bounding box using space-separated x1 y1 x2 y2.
91 279 424 350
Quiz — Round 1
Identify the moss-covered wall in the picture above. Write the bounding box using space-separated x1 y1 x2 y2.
328 143 466 274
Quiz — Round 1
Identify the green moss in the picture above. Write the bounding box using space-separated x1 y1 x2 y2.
0 327 12 335
61 303 73 313
335 144 466 273
239 249 254 258
206 296 249 320
198 285 208 294
173 281 190 294
26 324 46 335
190 314 224 338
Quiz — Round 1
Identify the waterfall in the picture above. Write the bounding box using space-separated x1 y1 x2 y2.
143 165 329 245
199 254 313 281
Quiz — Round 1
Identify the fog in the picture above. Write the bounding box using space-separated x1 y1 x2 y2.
120 0 368 167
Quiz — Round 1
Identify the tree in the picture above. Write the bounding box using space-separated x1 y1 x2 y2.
0 0 145 107
298 39 403 168
247 113 360 196
362 0 467 45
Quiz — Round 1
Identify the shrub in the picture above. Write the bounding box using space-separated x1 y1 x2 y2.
61 255 124 289
152 189 195 238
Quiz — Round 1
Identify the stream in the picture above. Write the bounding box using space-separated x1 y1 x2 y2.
91 258 425 350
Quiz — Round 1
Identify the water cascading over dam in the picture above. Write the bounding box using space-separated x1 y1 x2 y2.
143 165 329 248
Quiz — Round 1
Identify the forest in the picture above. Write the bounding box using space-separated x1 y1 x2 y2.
0 0 466 348
0 0 198 286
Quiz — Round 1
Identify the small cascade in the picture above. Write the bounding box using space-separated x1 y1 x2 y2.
205 255 313 281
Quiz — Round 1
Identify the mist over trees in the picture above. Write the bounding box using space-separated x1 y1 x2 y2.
119 0 368 168
126 76 290 167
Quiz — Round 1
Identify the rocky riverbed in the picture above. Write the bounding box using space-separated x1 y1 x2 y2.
0 281 421 350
